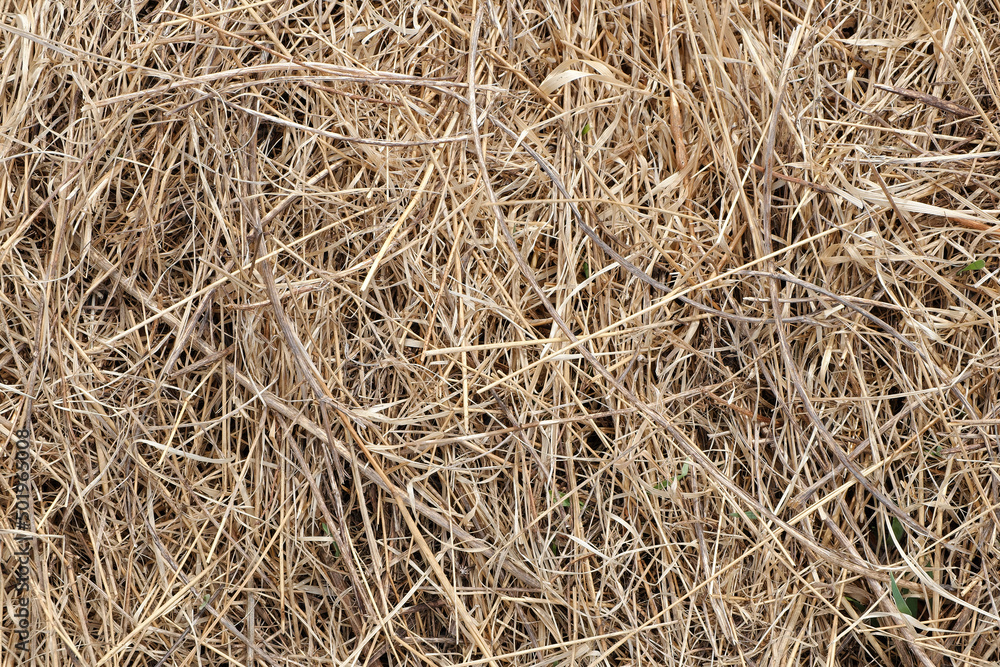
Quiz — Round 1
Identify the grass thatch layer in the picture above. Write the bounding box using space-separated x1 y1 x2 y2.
2 0 999 664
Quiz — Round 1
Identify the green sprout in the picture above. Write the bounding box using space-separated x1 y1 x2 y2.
891 517 905 547
322 523 341 558
653 463 690 490
959 259 985 273
844 595 865 613
549 490 586 510
890 573 919 617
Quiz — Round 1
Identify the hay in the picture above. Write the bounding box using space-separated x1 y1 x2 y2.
2 0 999 664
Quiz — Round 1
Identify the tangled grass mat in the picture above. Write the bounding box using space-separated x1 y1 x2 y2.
1 0 999 665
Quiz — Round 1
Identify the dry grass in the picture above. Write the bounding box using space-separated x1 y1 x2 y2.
2 0 1000 664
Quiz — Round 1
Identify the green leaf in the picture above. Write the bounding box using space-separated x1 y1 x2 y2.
890 573 917 617
582 123 591 136
959 259 986 273
582 262 590 278
729 510 758 522
550 542 560 556
549 490 585 510
321 522 340 557
652 463 691 490
891 517 905 546
844 595 865 612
